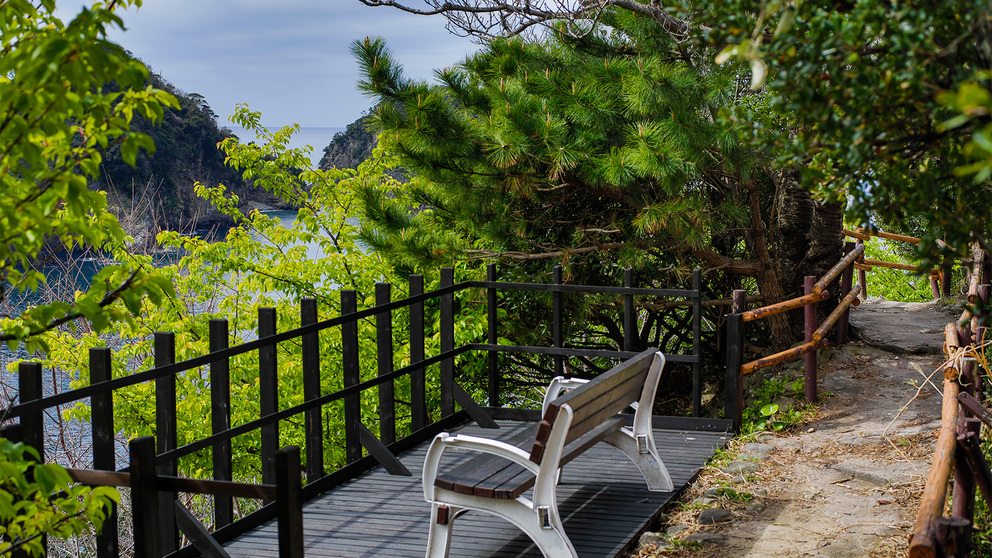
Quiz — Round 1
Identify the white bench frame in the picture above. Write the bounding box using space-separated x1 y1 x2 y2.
421 351 671 558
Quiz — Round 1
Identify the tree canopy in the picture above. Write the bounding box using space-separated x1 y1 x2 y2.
358 0 992 268
353 8 843 348
1 0 176 353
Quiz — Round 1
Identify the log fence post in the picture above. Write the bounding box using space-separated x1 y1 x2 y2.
623 268 635 352
301 298 324 479
837 242 854 345
856 238 867 298
259 307 279 493
691 269 702 417
154 332 179 553
130 436 160 558
90 348 118 558
936 516 971 557
553 265 564 377
487 264 499 407
342 290 362 463
409 275 427 429
804 276 818 403
725 313 744 432
440 268 454 416
276 446 304 558
376 282 395 444
209 319 233 528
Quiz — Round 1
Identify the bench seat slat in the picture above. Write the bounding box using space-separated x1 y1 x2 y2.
436 416 625 500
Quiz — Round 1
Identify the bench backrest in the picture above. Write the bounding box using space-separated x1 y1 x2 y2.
529 348 659 464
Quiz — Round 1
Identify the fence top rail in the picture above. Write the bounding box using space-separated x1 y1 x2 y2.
4 273 701 418
467 280 699 298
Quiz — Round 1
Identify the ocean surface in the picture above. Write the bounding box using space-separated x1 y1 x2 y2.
226 126 346 167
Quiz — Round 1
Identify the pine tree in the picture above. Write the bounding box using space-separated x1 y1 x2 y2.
353 9 841 348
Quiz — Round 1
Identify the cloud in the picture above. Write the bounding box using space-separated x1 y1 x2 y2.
96 1 477 126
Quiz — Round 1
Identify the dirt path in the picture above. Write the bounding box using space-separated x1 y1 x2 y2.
631 299 962 558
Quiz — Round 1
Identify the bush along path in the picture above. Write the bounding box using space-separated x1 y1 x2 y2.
632 300 958 557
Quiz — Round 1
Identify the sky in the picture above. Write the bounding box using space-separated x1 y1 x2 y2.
77 1 480 128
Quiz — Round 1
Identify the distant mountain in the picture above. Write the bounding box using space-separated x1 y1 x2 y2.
93 65 292 233
318 113 377 171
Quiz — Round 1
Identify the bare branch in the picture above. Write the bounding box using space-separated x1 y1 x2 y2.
356 0 690 41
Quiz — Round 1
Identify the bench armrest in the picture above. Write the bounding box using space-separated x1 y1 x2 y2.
422 433 541 501
541 377 589 417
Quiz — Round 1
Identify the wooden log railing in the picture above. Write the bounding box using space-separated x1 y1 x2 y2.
842 227 960 299
909 248 991 558
0 263 707 558
724 242 863 431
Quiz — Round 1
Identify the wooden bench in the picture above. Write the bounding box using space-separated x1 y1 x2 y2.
421 348 672 557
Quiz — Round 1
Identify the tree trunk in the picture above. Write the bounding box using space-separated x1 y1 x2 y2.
771 168 844 331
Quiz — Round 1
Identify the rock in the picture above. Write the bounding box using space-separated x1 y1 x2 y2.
721 461 759 475
773 396 796 413
684 532 725 544
692 496 716 506
665 523 690 536
752 431 777 441
743 442 777 454
698 508 734 525
740 452 771 461
746 502 766 513
638 531 670 549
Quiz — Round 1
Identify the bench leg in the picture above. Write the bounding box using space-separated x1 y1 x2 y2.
603 429 674 492
425 503 465 558
427 491 578 558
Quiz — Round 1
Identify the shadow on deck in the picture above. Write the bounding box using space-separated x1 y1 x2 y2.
224 419 730 558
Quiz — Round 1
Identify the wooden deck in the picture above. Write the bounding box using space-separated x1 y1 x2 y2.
223 419 729 558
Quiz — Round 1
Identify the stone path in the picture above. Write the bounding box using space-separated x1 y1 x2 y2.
631 299 959 557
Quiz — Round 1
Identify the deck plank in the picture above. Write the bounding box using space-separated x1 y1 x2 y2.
223 420 729 558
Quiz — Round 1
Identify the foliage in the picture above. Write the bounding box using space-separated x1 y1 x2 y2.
706 0 992 267
41 105 491 483
95 72 250 230
352 7 845 353
741 376 810 434
0 438 118 557
0 0 178 354
860 240 937 303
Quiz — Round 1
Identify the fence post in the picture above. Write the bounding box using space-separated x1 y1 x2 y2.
856 238 867 298
953 352 979 520
942 256 952 298
931 272 941 301
376 282 395 444
276 446 304 558
17 362 43 463
154 332 179 553
130 436 160 558
342 290 362 463
409 275 427 429
301 298 324 479
623 268 635 352
16 362 45 558
804 276 818 403
837 242 854 345
732 289 746 314
487 264 499 407
725 313 744 432
90 348 118 558
692 269 702 417
209 319 233 528
259 307 279 493
553 265 564 377
936 516 972 558
440 267 455 416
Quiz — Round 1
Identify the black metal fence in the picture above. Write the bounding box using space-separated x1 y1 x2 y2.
2 264 704 557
